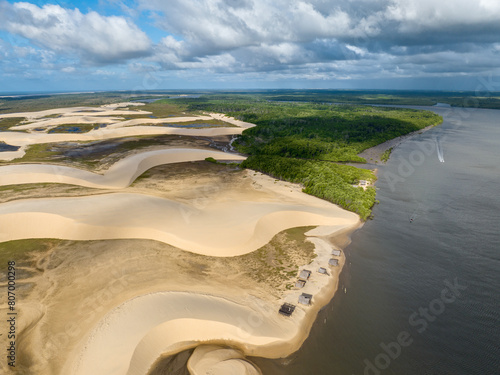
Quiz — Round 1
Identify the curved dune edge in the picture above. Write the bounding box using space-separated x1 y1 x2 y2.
0 148 246 188
0 125 247 161
0 102 146 120
0 191 357 256
66 223 356 375
10 115 216 131
187 345 262 375
0 104 255 161
68 292 302 375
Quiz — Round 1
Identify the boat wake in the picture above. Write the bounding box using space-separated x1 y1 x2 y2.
435 137 445 163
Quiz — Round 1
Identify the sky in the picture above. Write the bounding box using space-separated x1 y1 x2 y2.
1 0 500 92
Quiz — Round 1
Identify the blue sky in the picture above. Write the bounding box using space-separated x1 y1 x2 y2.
1 0 500 92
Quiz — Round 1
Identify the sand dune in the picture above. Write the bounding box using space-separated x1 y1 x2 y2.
11 116 126 131
0 102 359 375
0 191 356 256
0 102 146 120
187 346 262 375
68 292 299 375
10 114 217 131
0 148 246 188
0 125 246 160
0 108 253 161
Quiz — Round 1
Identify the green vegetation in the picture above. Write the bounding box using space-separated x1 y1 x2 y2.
231 89 500 109
205 157 217 163
238 226 316 287
381 147 393 163
0 117 25 131
181 98 441 162
0 91 451 220
176 96 440 219
130 99 192 117
242 156 376 220
48 124 98 133
0 239 55 266
146 119 237 128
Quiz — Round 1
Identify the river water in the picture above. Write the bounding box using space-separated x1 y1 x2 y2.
253 106 500 374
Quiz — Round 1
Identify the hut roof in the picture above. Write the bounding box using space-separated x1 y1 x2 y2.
299 269 312 280
298 293 313 305
328 258 339 266
295 280 306 288
318 267 328 274
279 303 296 317
331 249 341 256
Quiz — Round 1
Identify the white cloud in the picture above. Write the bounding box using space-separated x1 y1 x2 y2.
385 0 500 31
0 1 152 64
2 0 500 88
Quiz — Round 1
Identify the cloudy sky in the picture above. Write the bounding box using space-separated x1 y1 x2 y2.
1 0 500 92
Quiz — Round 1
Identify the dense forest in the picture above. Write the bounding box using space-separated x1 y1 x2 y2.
178 96 442 220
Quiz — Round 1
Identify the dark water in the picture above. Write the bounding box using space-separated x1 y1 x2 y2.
253 106 500 374
0 143 19 152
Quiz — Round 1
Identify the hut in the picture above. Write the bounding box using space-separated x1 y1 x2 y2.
295 279 306 288
328 258 339 267
331 249 341 257
318 267 328 275
298 293 313 306
298 269 312 281
279 303 296 317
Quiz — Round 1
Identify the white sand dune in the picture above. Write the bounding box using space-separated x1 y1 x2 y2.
0 107 254 161
1 102 359 375
67 218 353 375
68 292 300 375
0 102 146 120
0 148 246 188
11 116 126 131
104 115 214 129
187 345 262 375
0 126 247 161
0 191 357 256
10 114 216 131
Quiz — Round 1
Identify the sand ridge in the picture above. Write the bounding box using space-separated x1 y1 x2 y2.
0 188 357 256
0 148 246 188
0 103 255 161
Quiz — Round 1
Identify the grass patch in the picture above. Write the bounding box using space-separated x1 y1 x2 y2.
0 117 25 130
0 239 55 266
127 99 196 118
380 147 393 163
236 226 316 288
48 124 98 133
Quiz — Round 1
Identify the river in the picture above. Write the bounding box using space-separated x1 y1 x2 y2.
253 105 500 374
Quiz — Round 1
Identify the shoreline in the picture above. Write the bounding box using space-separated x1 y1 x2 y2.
1 102 367 374
357 123 440 165
65 218 361 375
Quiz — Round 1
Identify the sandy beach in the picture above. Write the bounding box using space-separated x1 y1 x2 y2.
0 102 361 375
2 164 359 375
0 167 358 256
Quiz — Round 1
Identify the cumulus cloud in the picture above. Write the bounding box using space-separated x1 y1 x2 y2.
0 1 152 64
2 0 500 88
138 0 500 81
